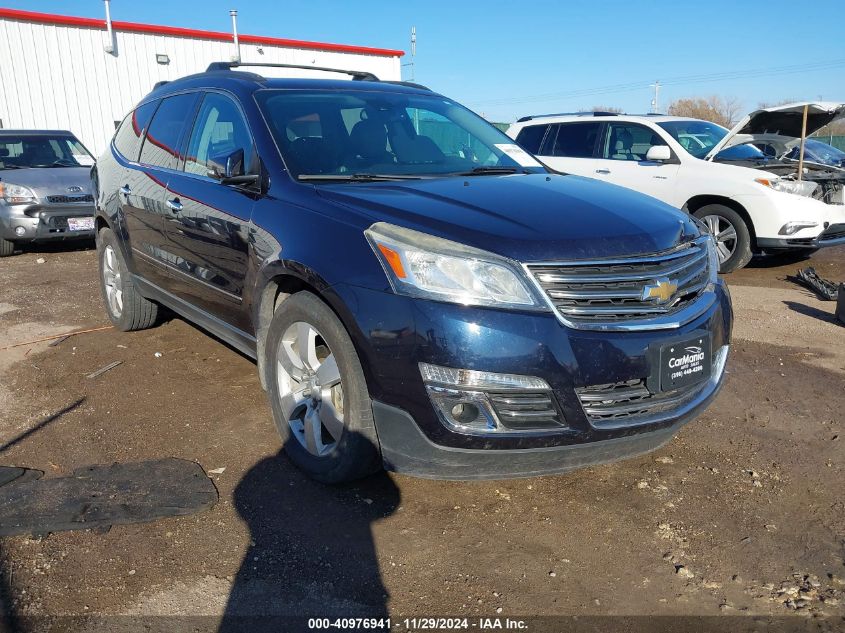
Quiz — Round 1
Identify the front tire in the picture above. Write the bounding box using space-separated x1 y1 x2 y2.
694 204 752 273
97 227 159 331
0 238 14 257
264 291 381 484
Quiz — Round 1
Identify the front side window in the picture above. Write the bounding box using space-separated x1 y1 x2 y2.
139 93 198 170
602 123 667 161
184 93 254 177
545 122 601 158
0 134 94 169
255 89 547 179
114 100 158 162
658 120 729 159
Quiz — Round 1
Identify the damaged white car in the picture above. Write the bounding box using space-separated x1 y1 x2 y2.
507 102 845 272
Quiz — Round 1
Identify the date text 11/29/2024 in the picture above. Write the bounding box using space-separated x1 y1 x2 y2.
307 617 529 630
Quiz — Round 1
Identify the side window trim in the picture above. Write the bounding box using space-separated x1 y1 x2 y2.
539 124 558 156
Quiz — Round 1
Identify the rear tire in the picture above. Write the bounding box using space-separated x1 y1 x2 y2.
97 227 158 331
0 238 14 257
264 291 382 484
693 204 752 273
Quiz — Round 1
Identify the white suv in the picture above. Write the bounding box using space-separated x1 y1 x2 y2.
507 104 845 272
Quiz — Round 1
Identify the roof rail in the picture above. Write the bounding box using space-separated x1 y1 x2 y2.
516 111 621 123
206 61 379 82
382 80 432 91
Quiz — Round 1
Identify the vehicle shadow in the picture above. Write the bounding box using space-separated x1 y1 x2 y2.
782 300 841 325
219 440 399 633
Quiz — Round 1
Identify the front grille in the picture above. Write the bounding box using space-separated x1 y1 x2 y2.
527 239 711 325
46 194 94 204
488 391 564 430
576 379 703 427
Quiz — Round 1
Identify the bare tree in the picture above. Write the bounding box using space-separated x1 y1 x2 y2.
666 96 743 126
589 105 624 113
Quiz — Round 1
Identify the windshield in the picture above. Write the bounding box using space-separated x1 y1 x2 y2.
0 135 94 169
658 120 733 158
785 139 845 165
255 89 546 179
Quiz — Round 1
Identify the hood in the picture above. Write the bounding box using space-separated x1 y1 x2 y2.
705 101 845 160
317 174 701 262
0 167 92 197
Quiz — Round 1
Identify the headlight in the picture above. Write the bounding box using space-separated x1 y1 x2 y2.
365 222 543 309
755 177 818 198
0 182 37 204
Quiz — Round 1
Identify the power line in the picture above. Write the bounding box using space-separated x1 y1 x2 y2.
468 59 845 107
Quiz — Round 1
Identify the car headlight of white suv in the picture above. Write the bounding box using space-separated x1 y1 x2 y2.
755 177 818 198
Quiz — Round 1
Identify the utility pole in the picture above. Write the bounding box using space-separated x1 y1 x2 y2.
649 80 661 114
230 9 241 62
402 26 416 82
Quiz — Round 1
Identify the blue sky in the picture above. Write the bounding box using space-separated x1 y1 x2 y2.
7 0 845 122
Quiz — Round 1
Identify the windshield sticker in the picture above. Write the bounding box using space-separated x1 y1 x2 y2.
494 143 542 167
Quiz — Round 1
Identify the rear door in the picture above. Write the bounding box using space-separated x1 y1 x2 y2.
589 122 681 205
121 93 200 289
535 121 603 177
160 91 258 329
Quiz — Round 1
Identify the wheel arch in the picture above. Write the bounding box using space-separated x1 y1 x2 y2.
682 195 757 248
253 263 356 392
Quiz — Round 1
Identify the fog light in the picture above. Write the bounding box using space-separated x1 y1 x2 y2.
420 363 565 434
779 221 818 236
15 226 26 236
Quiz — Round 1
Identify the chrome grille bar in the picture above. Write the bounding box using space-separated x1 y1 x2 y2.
526 239 712 325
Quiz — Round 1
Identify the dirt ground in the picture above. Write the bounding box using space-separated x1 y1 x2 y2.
0 242 843 629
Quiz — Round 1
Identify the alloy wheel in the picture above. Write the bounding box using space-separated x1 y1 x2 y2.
701 214 738 264
102 245 124 317
276 321 345 457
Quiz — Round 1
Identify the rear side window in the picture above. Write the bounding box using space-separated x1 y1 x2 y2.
184 93 254 177
113 100 158 161
514 125 548 154
546 122 601 158
139 93 198 170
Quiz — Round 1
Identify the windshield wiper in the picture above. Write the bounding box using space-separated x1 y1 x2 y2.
0 165 26 170
298 173 424 182
454 166 526 176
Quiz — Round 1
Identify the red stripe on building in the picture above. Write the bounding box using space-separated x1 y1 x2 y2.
0 7 404 57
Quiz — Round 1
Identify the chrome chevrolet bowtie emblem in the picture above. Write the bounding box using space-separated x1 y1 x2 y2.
642 278 678 303
67 186 83 193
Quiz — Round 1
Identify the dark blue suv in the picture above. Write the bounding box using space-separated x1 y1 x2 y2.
92 62 732 483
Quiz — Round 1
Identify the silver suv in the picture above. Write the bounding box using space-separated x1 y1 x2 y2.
0 130 96 257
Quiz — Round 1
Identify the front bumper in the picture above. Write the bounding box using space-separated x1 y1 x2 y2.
757 222 845 250
332 280 732 477
0 203 96 242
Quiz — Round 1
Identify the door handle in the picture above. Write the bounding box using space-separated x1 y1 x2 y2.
119 185 131 196
595 169 611 175
166 198 183 213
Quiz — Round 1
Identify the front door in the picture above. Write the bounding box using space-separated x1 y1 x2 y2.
160 92 258 330
589 122 681 205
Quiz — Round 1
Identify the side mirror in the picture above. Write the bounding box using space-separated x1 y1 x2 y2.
646 145 671 162
207 148 245 181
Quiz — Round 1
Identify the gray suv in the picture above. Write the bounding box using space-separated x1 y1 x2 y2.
0 130 96 256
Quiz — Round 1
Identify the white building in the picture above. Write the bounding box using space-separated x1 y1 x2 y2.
0 6 403 156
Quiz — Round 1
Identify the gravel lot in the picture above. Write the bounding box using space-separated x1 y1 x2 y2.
0 242 843 629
